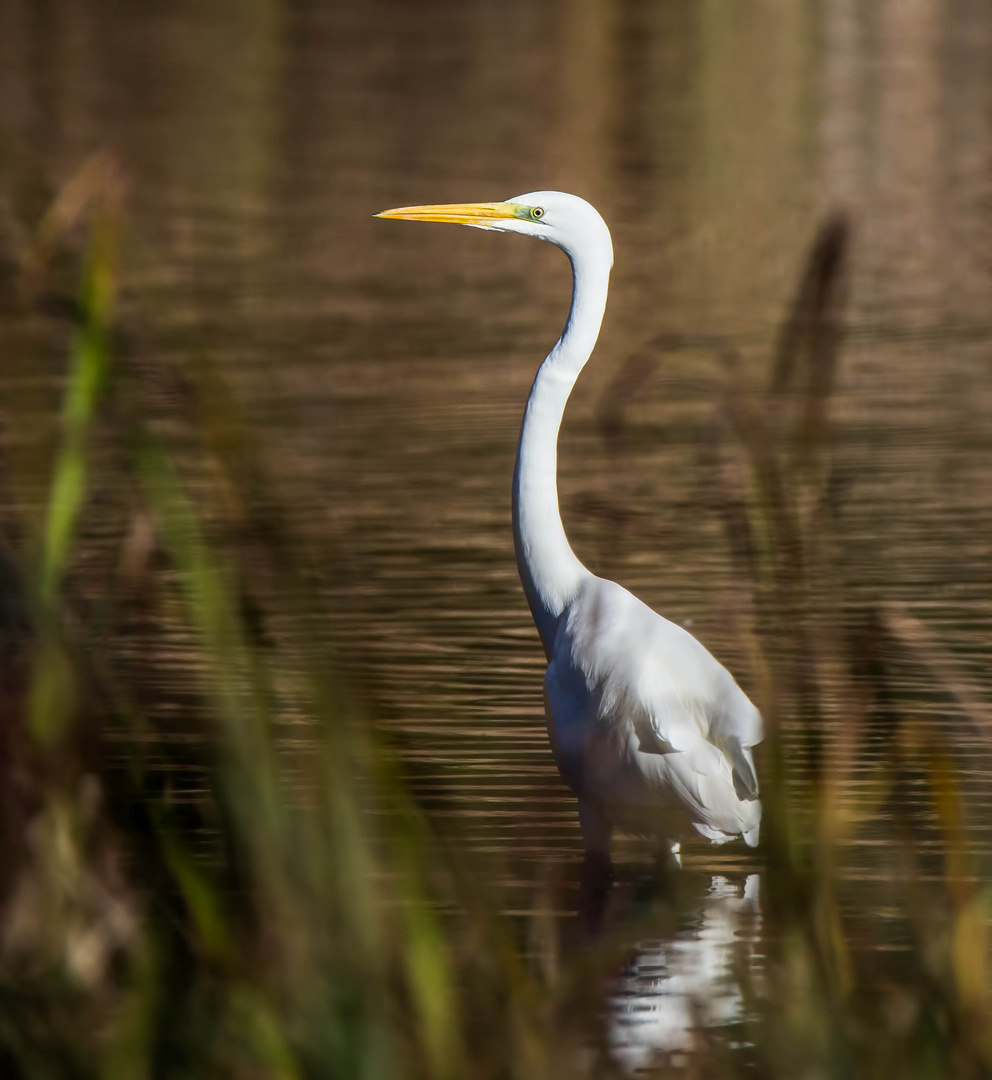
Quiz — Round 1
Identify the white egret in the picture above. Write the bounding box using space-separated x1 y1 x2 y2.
377 192 761 867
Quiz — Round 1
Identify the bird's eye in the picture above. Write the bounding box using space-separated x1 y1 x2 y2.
531 206 545 220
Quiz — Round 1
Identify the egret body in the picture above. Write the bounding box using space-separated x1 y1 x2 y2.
377 192 761 864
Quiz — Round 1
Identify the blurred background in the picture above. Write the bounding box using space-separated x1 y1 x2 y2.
0 1 991 1076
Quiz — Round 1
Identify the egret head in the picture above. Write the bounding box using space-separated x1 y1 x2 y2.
376 190 613 268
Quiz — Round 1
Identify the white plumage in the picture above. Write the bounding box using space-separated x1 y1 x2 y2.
545 575 761 857
378 190 761 862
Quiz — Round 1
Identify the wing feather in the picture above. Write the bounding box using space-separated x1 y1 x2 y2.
550 575 764 845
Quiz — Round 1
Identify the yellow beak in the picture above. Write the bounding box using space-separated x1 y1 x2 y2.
375 201 520 225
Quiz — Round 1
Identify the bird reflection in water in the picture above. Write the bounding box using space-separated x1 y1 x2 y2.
605 874 760 1072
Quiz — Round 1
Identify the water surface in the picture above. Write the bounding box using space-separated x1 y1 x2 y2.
1 0 991 1065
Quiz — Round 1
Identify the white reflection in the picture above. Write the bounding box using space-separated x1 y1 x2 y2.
607 874 760 1071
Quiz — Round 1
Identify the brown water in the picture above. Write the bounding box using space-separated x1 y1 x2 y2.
2 0 992 1065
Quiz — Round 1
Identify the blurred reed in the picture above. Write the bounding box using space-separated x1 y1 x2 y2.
0 157 567 1080
0 159 990 1079
695 214 992 1078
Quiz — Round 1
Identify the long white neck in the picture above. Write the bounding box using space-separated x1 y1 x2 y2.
512 248 610 653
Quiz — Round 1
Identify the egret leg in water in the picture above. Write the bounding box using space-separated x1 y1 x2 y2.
377 193 762 868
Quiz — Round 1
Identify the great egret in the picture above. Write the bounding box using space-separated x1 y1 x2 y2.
377 192 761 866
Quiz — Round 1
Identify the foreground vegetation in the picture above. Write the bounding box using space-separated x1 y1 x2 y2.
1 163 991 1079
